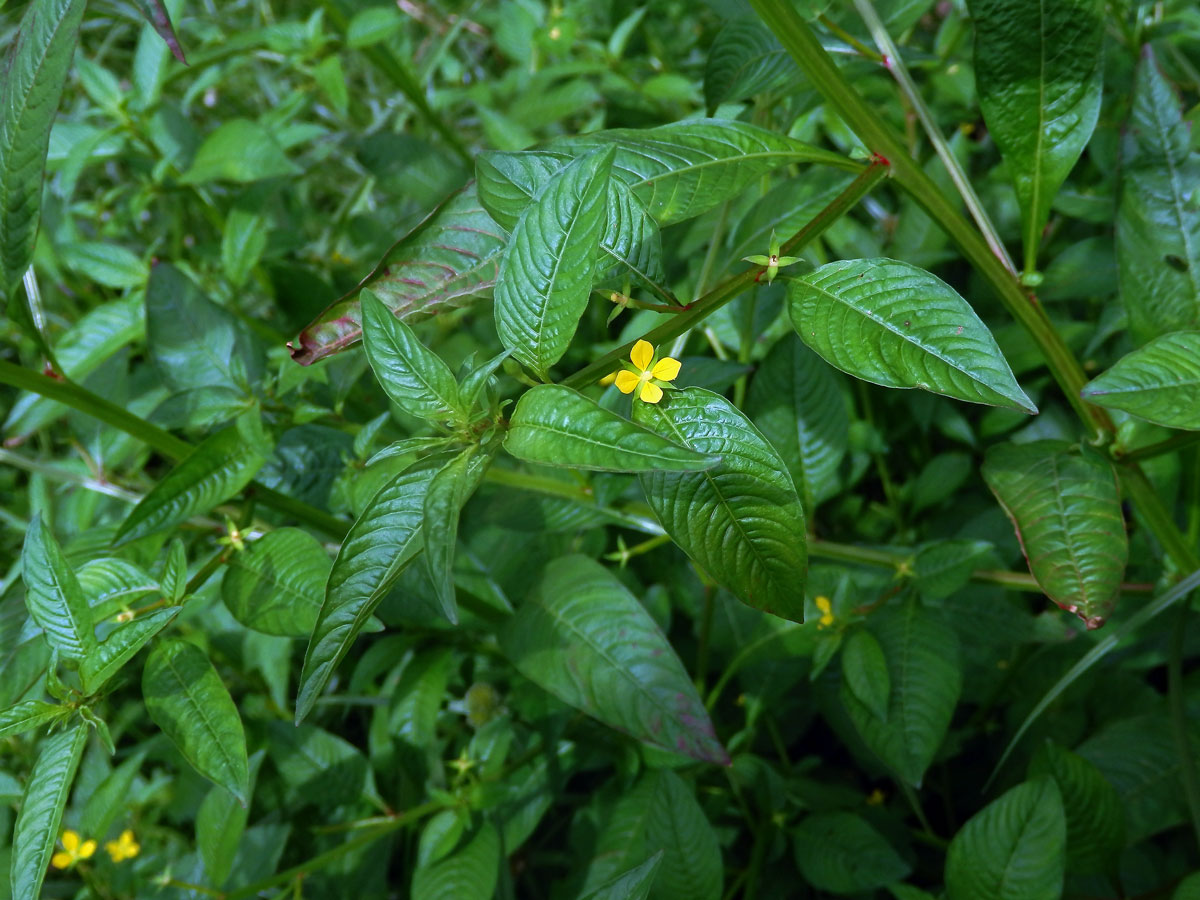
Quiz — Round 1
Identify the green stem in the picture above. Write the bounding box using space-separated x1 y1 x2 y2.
1118 431 1200 464
1168 603 1200 851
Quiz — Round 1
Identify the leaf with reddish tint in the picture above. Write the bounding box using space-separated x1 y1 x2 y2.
290 186 506 365
132 0 188 63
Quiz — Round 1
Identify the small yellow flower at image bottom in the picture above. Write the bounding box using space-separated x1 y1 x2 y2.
814 595 835 629
106 829 141 863
51 830 96 869
609 339 681 404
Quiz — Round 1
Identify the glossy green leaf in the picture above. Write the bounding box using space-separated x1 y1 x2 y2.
945 777 1066 900
746 334 848 511
222 528 331 637
221 206 266 287
296 461 438 722
500 555 727 764
459 349 512 414
970 0 1104 269
423 447 489 625
580 769 722 900
412 822 500 900
1116 50 1200 344
115 422 272 545
0 700 69 740
10 723 87 900
1028 742 1125 875
1081 331 1200 430
80 607 179 694
78 557 159 620
292 187 507 365
505 385 719 473
793 812 911 894
788 259 1036 413
0 0 87 295
704 19 801 112
361 288 464 424
982 440 1127 628
22 513 94 660
841 628 890 722
494 147 614 377
180 119 301 184
579 852 663 900
634 387 807 622
840 598 961 788
143 639 249 802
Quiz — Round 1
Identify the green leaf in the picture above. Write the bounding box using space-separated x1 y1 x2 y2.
746 334 848 511
10 723 87 900
841 628 890 722
792 811 912 894
703 19 801 113
80 749 147 839
982 440 1127 628
1116 50 1200 344
1028 742 1125 875
1080 331 1200 430
143 639 249 802
296 461 438 722
0 700 68 740
787 259 1036 413
412 822 500 900
840 597 961 788
221 206 267 287
78 557 159 620
423 447 489 625
131 0 188 63
267 721 376 807
0 0 87 295
58 241 147 289
634 387 807 622
581 769 722 900
579 852 664 900
115 422 273 545
197 751 264 888
500 555 727 764
913 539 994 600
459 349 511 414
494 147 614 377
80 607 179 694
222 528 332 637
22 513 94 660
361 288 464 424
179 119 301 184
969 0 1104 270
944 777 1066 900
505 385 719 473
291 187 507 366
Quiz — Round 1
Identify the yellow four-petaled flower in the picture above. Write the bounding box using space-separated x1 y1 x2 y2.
815 595 835 629
610 340 680 404
106 829 141 863
51 830 96 869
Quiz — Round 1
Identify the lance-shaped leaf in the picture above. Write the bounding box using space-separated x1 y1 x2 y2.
222 528 331 637
945 777 1066 900
500 555 727 764
634 388 807 622
1081 331 1200 430
982 441 1127 629
1116 50 1200 344
143 639 249 802
1028 742 1125 875
131 0 187 63
10 723 87 900
494 147 614 377
0 700 69 740
412 822 500 900
579 853 663 900
22 513 94 660
291 186 507 365
423 447 490 625
80 607 180 694
787 258 1036 413
296 460 439 722
970 0 1104 270
361 288 464 424
793 812 912 894
704 19 802 113
114 420 273 545
504 384 718 473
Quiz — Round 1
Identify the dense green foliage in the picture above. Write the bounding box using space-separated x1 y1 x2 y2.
3 0 1200 898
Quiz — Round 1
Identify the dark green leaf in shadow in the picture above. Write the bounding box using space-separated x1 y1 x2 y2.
222 528 331 637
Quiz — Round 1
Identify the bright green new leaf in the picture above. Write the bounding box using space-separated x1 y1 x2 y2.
22 513 95 660
0 700 69 740
579 853 664 900
969 0 1104 271
458 349 511 414
115 421 273 545
945 777 1066 900
982 440 1127 628
841 628 890 722
1116 50 1200 344
80 606 179 694
179 119 301 184
1028 742 1125 875
634 388 807 622
1081 331 1200 430
222 528 331 637
703 19 801 113
494 147 614 377
361 288 464 424
412 822 500 900
500 555 727 764
788 259 1036 413
423 446 489 625
505 384 719 473
793 812 911 894
10 723 87 900
143 639 250 803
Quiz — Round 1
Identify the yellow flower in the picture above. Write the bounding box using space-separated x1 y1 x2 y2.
866 788 886 806
815 595 835 629
611 340 680 404
51 830 96 869
106 829 140 863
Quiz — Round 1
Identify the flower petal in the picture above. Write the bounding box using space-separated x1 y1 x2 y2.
614 371 640 394
651 357 681 382
80 840 96 859
598 371 617 386
630 339 654 372
639 381 664 403
51 852 72 869
61 831 79 852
